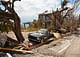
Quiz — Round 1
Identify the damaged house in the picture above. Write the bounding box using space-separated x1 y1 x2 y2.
38 12 53 28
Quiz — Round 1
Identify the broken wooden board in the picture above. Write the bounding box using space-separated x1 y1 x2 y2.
0 48 33 54
53 33 62 39
27 38 57 50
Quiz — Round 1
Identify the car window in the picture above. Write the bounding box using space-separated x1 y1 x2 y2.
38 29 47 34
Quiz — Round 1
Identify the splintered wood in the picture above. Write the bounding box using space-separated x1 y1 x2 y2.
27 38 57 50
0 48 33 54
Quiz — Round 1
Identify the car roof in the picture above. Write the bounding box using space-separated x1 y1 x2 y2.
39 29 48 31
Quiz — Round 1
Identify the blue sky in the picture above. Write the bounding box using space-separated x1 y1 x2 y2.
1 0 80 24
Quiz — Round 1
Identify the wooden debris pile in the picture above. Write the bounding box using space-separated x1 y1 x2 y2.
0 34 33 57
0 0 33 54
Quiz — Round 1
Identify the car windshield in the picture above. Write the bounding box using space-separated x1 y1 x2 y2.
37 29 47 34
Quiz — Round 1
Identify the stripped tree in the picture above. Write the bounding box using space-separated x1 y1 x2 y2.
0 0 24 43
46 0 80 32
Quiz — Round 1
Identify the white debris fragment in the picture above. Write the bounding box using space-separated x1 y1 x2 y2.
6 53 12 57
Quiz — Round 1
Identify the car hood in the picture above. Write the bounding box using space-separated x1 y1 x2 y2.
30 32 44 37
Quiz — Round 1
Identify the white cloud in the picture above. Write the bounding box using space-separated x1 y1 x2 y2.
14 0 61 23
66 3 73 8
1 0 79 24
14 0 77 23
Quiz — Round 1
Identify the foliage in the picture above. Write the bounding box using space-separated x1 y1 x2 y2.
0 22 11 33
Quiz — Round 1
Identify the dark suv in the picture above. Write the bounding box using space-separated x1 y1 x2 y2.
28 29 53 43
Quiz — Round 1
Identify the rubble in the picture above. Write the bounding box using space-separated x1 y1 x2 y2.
0 33 7 47
0 31 79 57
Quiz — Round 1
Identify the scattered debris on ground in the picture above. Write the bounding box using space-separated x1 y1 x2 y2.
0 29 79 57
